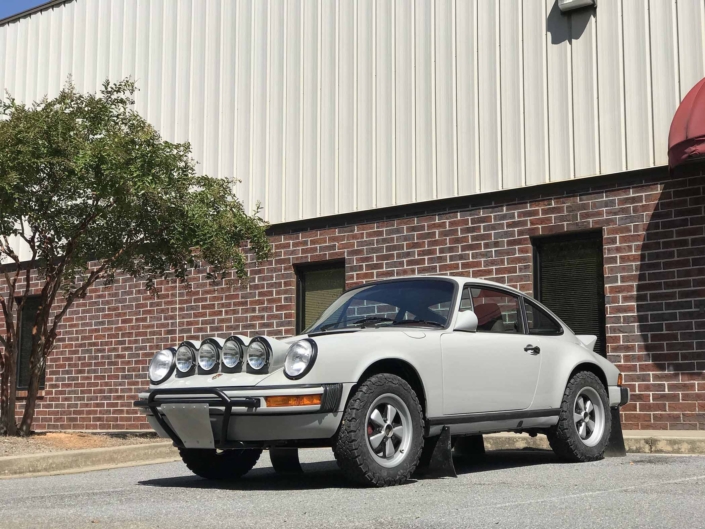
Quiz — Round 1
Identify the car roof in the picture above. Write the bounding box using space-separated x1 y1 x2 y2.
343 275 575 335
352 275 528 298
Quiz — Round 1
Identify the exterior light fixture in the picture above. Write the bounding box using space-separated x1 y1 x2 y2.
558 0 596 13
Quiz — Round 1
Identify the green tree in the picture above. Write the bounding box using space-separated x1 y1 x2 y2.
0 79 270 436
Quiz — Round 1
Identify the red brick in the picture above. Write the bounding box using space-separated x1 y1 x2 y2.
4 171 703 432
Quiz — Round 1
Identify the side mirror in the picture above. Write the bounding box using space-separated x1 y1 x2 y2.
454 310 478 333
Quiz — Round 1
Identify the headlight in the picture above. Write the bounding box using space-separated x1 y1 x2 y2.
198 341 219 371
284 339 318 379
149 348 175 384
247 339 269 371
175 344 195 373
222 338 242 369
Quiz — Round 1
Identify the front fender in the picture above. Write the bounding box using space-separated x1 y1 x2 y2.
256 331 445 417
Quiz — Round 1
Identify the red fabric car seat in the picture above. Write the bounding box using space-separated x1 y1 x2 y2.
473 302 504 332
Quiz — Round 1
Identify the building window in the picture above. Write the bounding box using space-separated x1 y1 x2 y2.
17 296 44 390
533 232 606 356
296 261 346 334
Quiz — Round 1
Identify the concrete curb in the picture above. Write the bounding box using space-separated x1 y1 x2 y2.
1 432 704 479
0 442 179 479
484 433 705 455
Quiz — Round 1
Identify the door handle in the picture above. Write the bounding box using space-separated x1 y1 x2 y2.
524 344 540 354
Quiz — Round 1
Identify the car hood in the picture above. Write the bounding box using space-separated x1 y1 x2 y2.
149 329 438 390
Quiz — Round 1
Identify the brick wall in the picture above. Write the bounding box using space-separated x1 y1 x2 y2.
3 167 704 431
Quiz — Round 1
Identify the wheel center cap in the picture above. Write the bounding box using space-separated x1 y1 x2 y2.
384 424 394 437
583 411 590 420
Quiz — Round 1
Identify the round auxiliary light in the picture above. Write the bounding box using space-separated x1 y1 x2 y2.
149 348 175 384
284 339 318 380
247 339 269 371
198 341 219 371
222 338 242 369
175 344 195 373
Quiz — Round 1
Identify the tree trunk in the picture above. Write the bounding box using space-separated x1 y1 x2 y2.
0 352 7 436
0 343 18 436
18 346 45 437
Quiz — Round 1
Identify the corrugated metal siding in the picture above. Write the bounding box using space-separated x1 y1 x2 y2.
1 0 704 228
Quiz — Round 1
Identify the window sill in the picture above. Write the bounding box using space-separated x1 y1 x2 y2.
15 390 45 400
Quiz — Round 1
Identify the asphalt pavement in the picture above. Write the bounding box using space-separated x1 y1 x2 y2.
1 448 704 529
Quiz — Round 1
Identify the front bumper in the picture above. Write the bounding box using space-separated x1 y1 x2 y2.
134 384 345 449
608 385 630 408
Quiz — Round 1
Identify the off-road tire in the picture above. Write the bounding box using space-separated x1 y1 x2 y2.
179 447 262 480
547 371 611 462
333 373 424 487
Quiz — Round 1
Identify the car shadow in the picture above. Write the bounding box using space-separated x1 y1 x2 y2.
452 448 559 475
138 448 558 491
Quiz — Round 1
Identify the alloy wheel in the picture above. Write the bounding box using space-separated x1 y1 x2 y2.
365 393 412 468
573 386 606 447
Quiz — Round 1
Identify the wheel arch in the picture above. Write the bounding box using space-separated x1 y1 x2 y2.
350 358 428 418
568 362 608 392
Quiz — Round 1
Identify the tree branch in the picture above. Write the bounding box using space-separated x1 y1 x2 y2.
41 244 130 359
0 236 21 304
49 258 112 332
0 296 15 346
0 235 20 265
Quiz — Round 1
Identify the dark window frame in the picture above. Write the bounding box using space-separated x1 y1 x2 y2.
15 296 45 390
531 230 606 355
531 230 604 305
295 260 346 335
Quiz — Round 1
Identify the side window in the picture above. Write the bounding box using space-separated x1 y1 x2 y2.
459 286 473 312
470 287 523 334
525 299 563 335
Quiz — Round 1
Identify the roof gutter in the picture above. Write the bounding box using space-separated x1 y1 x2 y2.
0 0 72 27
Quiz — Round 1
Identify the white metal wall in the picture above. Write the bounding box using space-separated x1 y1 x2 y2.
1 0 704 227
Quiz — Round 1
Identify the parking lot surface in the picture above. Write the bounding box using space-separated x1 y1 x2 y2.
1 448 704 529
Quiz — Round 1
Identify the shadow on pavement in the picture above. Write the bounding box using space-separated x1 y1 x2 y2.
453 448 558 475
137 448 559 491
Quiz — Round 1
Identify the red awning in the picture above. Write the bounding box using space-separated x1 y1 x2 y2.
668 77 705 168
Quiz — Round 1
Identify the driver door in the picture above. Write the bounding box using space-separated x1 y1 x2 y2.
441 285 541 415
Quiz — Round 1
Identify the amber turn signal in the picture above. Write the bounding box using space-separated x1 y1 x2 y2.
265 394 322 407
617 373 623 386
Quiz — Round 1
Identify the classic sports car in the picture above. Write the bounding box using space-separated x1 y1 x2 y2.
135 276 629 486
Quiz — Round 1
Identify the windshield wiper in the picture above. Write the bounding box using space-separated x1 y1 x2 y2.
351 316 395 328
393 319 445 328
319 316 394 332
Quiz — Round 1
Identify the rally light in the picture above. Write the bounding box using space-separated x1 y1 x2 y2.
175 343 196 373
197 340 220 372
222 337 244 370
246 337 271 371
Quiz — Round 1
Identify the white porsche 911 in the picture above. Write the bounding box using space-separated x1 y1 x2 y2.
135 276 629 486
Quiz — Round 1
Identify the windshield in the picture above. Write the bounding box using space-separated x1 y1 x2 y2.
305 279 456 333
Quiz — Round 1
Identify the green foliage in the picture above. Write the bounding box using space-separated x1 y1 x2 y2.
0 79 271 435
0 78 270 293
